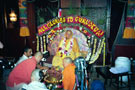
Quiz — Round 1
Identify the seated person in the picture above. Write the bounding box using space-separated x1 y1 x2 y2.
16 47 32 65
22 69 49 90
15 47 48 70
62 57 76 90
52 30 80 68
6 52 43 90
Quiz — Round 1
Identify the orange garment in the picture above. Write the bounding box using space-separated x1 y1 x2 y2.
62 63 76 90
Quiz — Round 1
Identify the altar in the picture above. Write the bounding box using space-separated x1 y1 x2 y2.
44 67 63 90
37 16 107 90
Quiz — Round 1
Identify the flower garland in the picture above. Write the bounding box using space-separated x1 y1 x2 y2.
91 35 94 45
36 36 39 51
58 38 74 58
85 48 92 61
43 36 46 52
90 38 97 61
85 38 92 61
89 37 105 64
88 39 91 47
40 37 43 52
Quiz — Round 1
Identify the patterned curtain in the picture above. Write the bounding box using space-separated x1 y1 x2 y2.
19 0 30 37
123 0 135 39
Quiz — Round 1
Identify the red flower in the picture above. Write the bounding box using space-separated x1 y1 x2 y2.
58 47 62 51
64 50 68 54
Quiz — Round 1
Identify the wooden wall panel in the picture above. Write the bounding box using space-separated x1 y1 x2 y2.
113 45 135 66
27 3 36 54
114 45 135 59
61 0 81 8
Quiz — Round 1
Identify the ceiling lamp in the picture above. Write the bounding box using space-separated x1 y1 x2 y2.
9 10 17 22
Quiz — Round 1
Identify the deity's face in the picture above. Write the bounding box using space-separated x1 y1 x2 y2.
65 30 73 39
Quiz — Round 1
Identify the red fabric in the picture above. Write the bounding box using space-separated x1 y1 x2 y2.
62 63 76 90
6 57 37 87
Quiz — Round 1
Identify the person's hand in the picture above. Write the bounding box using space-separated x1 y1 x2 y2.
40 66 49 70
42 69 48 75
37 64 49 70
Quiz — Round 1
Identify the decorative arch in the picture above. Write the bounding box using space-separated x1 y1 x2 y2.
38 16 104 38
36 16 106 65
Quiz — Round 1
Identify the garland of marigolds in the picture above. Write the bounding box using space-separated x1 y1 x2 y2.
36 35 46 53
36 36 39 51
43 36 46 52
89 37 105 64
40 37 43 52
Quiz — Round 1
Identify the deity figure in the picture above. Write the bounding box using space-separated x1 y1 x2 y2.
52 30 80 68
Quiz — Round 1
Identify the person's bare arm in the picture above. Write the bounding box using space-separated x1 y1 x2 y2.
36 64 49 70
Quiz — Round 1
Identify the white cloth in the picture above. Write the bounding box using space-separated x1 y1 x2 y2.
16 55 29 65
109 67 129 74
6 83 26 90
22 81 49 90
0 41 3 49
